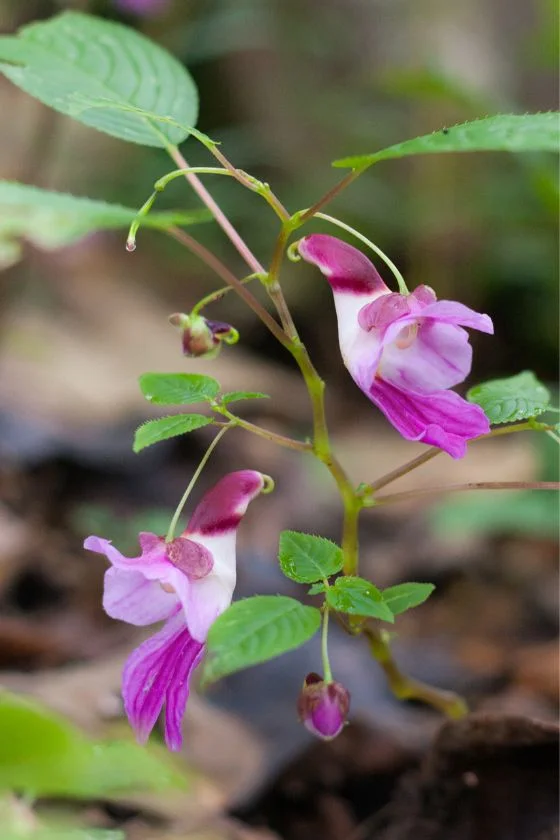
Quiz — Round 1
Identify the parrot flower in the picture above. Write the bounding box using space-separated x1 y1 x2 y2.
84 470 267 750
298 235 493 458
297 673 350 740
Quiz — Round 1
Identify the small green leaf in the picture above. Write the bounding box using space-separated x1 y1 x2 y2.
381 582 435 616
326 577 394 622
133 414 212 452
0 12 198 147
203 595 321 683
278 531 344 583
0 181 209 269
221 391 270 405
333 113 560 168
308 582 327 596
0 692 183 798
467 370 550 424
139 373 220 405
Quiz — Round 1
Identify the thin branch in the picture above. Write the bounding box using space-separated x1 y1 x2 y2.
168 147 265 275
167 227 289 348
373 480 560 507
297 171 360 224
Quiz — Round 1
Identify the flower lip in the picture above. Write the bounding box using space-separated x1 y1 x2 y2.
165 536 213 580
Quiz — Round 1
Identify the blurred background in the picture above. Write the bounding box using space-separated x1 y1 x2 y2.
0 1 558 838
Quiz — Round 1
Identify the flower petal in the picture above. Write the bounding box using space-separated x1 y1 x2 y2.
420 300 494 333
103 567 177 625
122 610 204 750
186 470 265 536
298 235 389 296
380 321 473 393
182 570 235 642
369 377 490 458
358 293 413 332
84 535 169 576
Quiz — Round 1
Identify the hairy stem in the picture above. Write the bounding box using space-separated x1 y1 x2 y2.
364 627 468 718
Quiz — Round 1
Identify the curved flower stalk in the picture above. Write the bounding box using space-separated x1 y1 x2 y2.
298 235 494 459
84 470 267 750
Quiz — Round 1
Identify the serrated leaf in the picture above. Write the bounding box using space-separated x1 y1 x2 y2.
381 582 435 615
326 577 394 622
139 373 220 405
0 692 184 798
467 370 550 424
333 113 560 168
133 414 212 452
203 595 321 683
0 181 208 268
278 531 344 583
220 391 270 405
0 12 198 147
308 582 327 596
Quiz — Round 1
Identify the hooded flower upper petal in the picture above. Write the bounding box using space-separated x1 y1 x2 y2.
84 470 267 749
298 234 494 458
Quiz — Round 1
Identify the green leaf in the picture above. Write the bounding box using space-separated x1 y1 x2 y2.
139 373 220 405
308 582 327 596
0 12 198 147
326 576 394 623
467 370 550 424
133 414 212 452
278 531 344 583
381 582 435 616
220 391 270 405
333 113 560 168
0 692 184 798
203 595 321 683
0 181 209 268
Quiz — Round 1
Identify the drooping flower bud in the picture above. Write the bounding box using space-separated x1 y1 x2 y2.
169 312 239 359
297 672 350 740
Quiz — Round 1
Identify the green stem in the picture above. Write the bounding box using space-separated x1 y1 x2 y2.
364 626 468 719
373 480 560 507
214 413 312 453
166 423 233 541
321 607 333 683
313 212 409 295
192 273 262 315
154 167 233 191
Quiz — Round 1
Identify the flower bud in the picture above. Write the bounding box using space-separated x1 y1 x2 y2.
169 313 238 359
297 672 350 740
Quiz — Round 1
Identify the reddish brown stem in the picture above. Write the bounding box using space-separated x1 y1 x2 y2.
373 480 559 507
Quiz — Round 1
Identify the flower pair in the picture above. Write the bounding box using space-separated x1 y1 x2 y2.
85 471 266 751
298 235 494 459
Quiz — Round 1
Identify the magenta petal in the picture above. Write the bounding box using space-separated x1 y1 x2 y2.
298 235 389 296
358 293 413 332
369 378 490 458
122 611 204 751
420 300 494 334
186 470 264 536
103 567 177 626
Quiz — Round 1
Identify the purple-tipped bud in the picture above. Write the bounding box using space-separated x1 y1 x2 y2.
297 673 350 741
169 313 238 359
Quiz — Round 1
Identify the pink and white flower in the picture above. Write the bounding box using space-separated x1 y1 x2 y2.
298 235 494 458
84 470 266 750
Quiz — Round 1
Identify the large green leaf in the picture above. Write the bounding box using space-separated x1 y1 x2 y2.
133 414 212 452
139 373 220 405
203 596 321 683
326 577 394 622
333 113 560 168
467 371 550 424
0 692 183 798
381 582 435 616
0 181 208 268
278 531 343 583
0 12 198 146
